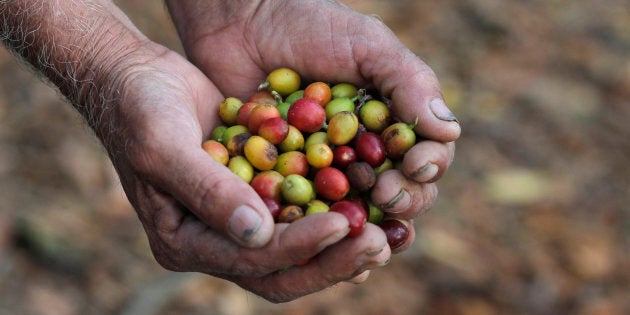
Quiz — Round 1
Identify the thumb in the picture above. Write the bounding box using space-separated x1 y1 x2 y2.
152 139 275 248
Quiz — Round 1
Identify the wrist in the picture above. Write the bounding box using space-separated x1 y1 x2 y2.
1 0 161 137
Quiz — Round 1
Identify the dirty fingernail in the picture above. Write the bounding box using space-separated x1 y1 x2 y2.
380 188 412 213
358 254 390 271
430 98 458 122
366 247 384 257
356 247 386 266
410 162 439 183
228 205 262 244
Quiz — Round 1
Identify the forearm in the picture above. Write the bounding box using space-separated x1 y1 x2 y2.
0 0 150 132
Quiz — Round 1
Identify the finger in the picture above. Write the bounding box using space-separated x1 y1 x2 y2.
370 170 438 219
114 61 275 248
176 152 277 248
402 141 456 183
235 224 390 303
133 125 276 248
347 270 371 284
355 18 461 143
230 213 351 274
147 194 352 276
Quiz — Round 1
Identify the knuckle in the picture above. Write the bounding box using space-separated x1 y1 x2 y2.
151 244 186 272
147 225 189 272
418 183 438 214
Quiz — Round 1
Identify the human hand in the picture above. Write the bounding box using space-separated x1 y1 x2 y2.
166 0 459 253
97 44 392 302
1 0 390 303
2 0 456 303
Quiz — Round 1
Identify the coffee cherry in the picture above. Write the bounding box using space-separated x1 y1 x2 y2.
248 103 281 134
219 97 243 126
226 132 251 157
287 98 326 133
366 201 384 225
202 140 229 165
304 131 329 149
306 143 333 169
278 205 305 223
331 82 358 99
210 125 227 142
228 156 254 183
250 170 285 201
359 100 391 133
381 121 417 160
354 132 386 167
330 200 366 237
248 90 277 105
285 90 305 104
380 219 409 250
281 174 315 206
265 67 301 96
258 117 289 145
277 102 291 120
313 167 350 201
221 124 249 146
262 197 282 220
332 145 357 170
275 151 309 177
305 199 330 215
236 102 259 127
325 97 355 120
373 158 393 175
345 162 376 192
244 135 278 171
277 125 305 152
304 81 331 106
327 111 359 146
346 194 369 213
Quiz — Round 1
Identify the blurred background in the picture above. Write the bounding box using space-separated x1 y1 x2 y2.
1 1 628 314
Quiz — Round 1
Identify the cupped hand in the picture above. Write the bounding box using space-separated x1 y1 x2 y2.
102 42 388 303
167 0 459 254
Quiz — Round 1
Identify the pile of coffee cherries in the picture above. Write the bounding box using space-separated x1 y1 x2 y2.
203 68 414 249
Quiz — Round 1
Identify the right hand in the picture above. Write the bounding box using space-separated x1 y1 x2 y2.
166 0 459 255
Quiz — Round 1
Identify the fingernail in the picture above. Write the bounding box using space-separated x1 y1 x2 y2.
366 247 384 257
357 252 390 270
228 205 262 243
430 98 458 122
356 247 385 266
409 162 439 183
380 188 412 213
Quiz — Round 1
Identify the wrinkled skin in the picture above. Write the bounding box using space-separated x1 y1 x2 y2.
1 0 459 304
131 0 459 302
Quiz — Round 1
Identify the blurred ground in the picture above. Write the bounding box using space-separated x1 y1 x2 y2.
1 1 628 314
